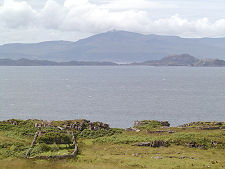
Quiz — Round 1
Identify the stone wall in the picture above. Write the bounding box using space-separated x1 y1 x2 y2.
35 119 110 131
26 129 78 159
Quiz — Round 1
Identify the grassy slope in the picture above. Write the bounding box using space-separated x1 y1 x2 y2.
0 120 225 169
0 140 225 169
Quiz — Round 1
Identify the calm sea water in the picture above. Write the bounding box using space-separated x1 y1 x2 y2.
0 66 225 128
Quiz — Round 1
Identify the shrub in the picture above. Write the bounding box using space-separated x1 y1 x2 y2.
31 143 51 155
38 143 51 152
37 132 72 144
135 120 164 130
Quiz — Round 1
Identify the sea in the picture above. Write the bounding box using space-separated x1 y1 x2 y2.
0 66 225 128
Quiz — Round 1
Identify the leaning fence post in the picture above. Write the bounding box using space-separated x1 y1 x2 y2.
71 132 78 157
26 131 39 158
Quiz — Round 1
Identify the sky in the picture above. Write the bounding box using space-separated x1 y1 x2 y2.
0 0 225 44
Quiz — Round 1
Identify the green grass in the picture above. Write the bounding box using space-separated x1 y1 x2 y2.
0 119 225 169
134 120 166 130
1 141 225 169
30 144 75 157
77 128 123 139
95 130 225 149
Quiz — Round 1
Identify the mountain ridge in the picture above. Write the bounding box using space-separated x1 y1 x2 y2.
1 30 225 62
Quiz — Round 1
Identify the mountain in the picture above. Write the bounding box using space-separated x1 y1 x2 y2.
0 30 225 62
134 54 225 67
0 58 118 66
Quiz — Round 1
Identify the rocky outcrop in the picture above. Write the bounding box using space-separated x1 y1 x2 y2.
185 142 206 149
34 119 110 132
6 119 20 125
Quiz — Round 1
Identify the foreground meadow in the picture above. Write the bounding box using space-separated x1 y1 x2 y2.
0 119 224 169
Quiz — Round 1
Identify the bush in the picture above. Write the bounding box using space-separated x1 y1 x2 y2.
31 143 51 155
0 120 37 139
78 128 123 139
0 142 27 158
37 132 72 144
135 120 163 130
39 143 52 152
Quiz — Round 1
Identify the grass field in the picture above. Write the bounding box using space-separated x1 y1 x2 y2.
0 119 224 169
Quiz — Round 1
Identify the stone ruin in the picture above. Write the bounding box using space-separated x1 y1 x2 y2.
6 119 19 125
26 131 78 159
3 119 110 159
34 119 110 132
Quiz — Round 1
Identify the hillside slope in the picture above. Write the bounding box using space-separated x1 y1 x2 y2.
1 31 225 62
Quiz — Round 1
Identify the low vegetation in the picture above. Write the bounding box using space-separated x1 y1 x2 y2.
0 119 224 169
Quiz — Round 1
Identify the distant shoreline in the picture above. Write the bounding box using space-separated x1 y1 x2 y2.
1 54 225 67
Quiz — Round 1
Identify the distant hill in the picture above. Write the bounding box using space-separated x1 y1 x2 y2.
0 31 225 62
1 55 225 67
0 58 118 66
133 54 225 67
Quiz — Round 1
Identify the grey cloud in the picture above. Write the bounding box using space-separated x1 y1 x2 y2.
0 0 225 44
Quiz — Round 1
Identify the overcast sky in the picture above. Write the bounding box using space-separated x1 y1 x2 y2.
0 0 225 44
